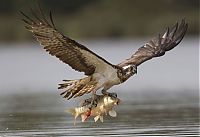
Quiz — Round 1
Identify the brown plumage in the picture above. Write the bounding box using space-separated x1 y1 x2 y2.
21 9 117 99
58 77 97 99
117 19 188 68
21 8 188 100
20 10 114 76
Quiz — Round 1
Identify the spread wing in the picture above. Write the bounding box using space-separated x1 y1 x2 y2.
117 19 188 67
21 9 115 75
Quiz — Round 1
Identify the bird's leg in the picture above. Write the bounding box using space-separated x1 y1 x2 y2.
88 91 98 109
102 89 109 95
101 89 117 98
81 92 99 108
81 98 92 107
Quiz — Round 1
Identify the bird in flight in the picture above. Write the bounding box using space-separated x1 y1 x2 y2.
21 8 188 106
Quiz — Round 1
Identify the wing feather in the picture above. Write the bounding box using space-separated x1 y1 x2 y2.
21 9 115 75
117 19 188 67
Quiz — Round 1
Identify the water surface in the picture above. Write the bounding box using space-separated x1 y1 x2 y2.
0 93 198 136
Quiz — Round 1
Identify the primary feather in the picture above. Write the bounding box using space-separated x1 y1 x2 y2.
117 19 188 67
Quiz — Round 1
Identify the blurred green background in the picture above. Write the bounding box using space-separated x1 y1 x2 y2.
0 0 199 43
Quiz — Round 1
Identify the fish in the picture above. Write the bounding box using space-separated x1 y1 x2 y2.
90 94 120 122
66 106 91 125
66 93 120 124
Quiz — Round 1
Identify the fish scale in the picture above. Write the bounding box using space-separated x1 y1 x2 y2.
66 94 120 124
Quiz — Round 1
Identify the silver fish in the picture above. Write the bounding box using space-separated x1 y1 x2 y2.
90 94 120 122
66 106 91 125
66 94 120 124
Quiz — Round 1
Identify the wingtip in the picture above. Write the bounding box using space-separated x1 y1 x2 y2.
19 10 24 15
185 23 188 31
162 27 169 38
179 18 188 35
19 10 28 18
171 19 188 46
49 10 56 28
181 18 186 24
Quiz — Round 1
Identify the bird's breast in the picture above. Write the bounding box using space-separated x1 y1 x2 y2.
102 69 121 87
92 68 121 90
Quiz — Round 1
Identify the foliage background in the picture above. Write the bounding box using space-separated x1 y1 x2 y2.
0 0 199 42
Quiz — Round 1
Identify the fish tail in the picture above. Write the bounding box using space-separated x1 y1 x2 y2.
65 108 76 116
65 108 78 125
58 76 97 99
81 114 88 122
81 109 91 122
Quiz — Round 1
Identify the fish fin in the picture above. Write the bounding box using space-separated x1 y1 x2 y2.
100 116 104 122
65 108 76 116
104 109 108 115
94 115 100 122
65 108 79 125
109 110 117 117
81 114 88 122
74 118 77 126
100 105 104 111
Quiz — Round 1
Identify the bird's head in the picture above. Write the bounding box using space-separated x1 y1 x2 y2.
118 64 137 82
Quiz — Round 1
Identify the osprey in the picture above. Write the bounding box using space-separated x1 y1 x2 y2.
21 9 188 104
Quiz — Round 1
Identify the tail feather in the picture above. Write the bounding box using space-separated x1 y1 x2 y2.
58 76 97 99
74 84 95 98
58 80 76 89
63 91 71 98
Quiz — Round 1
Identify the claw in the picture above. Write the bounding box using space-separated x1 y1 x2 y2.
81 98 92 107
81 94 98 108
102 89 118 98
108 92 117 98
90 100 98 108
81 91 118 109
89 94 98 109
102 89 108 95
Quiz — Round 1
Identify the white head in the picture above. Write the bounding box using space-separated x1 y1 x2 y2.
122 64 137 76
118 64 137 82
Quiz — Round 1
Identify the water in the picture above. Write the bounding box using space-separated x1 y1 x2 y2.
0 93 198 136
0 38 199 136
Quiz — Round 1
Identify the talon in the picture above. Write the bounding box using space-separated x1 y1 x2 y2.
91 101 98 107
108 92 117 98
81 98 92 107
83 93 98 109
102 89 109 95
90 94 98 108
88 99 97 109
102 89 117 98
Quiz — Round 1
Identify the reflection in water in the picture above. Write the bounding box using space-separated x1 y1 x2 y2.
0 93 199 136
